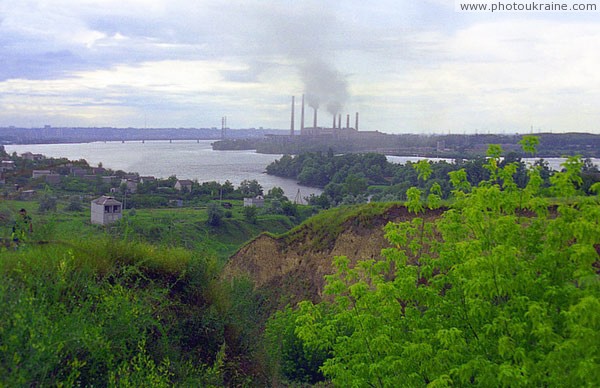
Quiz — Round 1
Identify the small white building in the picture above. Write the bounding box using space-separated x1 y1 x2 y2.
91 196 122 225
243 195 264 208
175 179 193 192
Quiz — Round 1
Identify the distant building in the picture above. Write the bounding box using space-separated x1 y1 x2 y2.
243 195 264 208
1 160 15 170
140 176 156 184
21 152 44 161
120 179 138 193
71 167 88 177
91 196 122 225
175 179 193 192
32 170 52 179
20 189 37 200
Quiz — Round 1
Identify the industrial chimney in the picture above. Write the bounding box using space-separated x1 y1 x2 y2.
346 114 350 129
300 94 305 131
290 96 295 137
332 114 336 129
355 112 359 131
313 107 318 128
338 114 342 130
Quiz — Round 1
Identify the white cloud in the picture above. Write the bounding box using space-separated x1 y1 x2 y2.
0 1 599 133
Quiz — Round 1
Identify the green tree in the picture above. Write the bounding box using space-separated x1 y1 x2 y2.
239 179 263 197
206 202 224 226
289 141 600 387
243 205 258 224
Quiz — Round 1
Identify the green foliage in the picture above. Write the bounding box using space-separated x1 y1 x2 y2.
238 179 263 197
38 193 58 213
519 135 540 155
65 195 84 211
206 202 224 227
286 146 600 387
242 205 258 224
0 238 228 386
264 306 327 385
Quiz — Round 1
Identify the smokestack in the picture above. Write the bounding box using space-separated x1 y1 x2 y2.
355 112 359 131
290 96 295 136
346 114 350 129
313 107 318 128
332 114 336 129
338 114 341 130
221 116 226 139
300 94 305 130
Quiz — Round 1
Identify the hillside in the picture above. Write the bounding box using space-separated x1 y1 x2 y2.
224 203 444 306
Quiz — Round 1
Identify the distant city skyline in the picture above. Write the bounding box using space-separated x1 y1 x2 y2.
1 1 599 134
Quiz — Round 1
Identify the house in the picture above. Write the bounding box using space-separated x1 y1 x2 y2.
45 174 61 185
32 170 52 179
91 196 122 225
121 179 138 193
174 179 193 192
1 160 15 170
140 176 156 184
21 152 44 161
71 167 89 177
20 189 37 200
243 195 264 208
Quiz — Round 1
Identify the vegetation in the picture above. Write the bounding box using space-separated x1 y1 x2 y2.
1 138 599 386
267 150 600 208
264 139 600 386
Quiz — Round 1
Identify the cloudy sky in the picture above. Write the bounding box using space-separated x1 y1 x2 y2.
1 0 599 133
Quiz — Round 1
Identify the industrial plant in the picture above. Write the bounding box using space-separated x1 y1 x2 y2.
289 94 362 138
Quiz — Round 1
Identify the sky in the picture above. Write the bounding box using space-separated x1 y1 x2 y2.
1 0 599 134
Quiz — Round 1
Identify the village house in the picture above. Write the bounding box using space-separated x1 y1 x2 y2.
31 170 61 184
21 152 44 161
174 179 193 192
140 176 156 184
243 195 265 208
32 170 52 179
120 179 138 193
70 167 89 177
1 160 15 170
90 196 122 225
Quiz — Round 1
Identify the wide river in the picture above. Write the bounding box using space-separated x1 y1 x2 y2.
6 141 598 198
6 140 323 199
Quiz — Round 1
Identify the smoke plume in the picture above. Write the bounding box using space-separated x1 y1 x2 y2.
254 2 350 116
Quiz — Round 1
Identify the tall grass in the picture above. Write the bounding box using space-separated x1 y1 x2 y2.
0 236 227 386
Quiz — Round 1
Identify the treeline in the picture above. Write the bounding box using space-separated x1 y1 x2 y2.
213 133 600 157
267 150 600 208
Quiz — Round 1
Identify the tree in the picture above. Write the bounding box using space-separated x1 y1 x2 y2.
239 179 263 197
286 141 600 387
266 187 286 201
243 205 258 224
38 193 57 213
206 202 224 227
66 195 83 212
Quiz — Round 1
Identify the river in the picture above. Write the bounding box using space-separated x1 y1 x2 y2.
5 140 322 199
5 141 598 198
